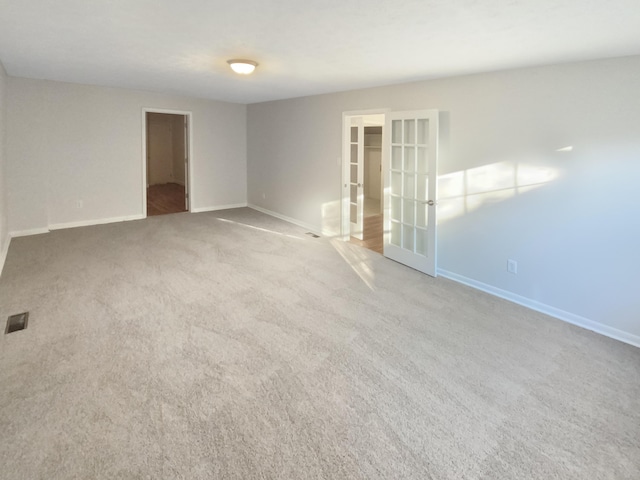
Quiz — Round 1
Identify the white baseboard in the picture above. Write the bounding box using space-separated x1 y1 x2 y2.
191 203 248 213
49 214 145 231
247 204 321 235
437 268 640 349
9 227 50 237
0 234 11 277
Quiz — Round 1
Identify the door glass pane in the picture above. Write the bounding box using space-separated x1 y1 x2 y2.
350 185 357 204
417 147 428 174
391 146 402 170
404 146 415 172
391 172 402 195
417 119 428 144
417 174 428 201
391 195 401 221
404 119 416 144
392 120 402 144
350 165 357 183
403 224 414 251
391 221 401 246
350 126 358 142
416 204 427 228
350 204 357 222
404 173 415 199
350 144 358 162
416 228 427 256
403 199 415 224
425 203 430 227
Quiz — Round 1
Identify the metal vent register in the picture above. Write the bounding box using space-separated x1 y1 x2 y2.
5 312 29 334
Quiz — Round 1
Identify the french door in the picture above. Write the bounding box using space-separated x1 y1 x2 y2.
348 117 365 240
383 110 439 276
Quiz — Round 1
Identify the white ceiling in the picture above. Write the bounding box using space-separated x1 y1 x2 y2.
1 0 639 104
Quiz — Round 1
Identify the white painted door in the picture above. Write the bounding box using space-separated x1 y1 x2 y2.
383 110 439 276
349 117 365 240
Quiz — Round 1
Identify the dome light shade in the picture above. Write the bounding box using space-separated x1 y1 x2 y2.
227 59 258 75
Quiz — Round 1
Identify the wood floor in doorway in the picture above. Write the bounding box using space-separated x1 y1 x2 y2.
350 214 383 254
147 183 187 216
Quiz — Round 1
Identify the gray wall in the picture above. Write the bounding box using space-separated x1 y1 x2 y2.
0 60 7 267
7 78 247 233
247 56 640 342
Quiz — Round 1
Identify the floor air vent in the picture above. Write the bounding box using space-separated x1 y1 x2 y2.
305 232 320 238
5 312 29 334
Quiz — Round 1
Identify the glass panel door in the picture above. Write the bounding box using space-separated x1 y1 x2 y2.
383 110 439 276
349 117 364 240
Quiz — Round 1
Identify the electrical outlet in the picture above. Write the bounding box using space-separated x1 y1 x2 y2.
76 200 83 209
507 259 518 274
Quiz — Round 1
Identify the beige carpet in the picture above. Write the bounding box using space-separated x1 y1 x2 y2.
0 208 638 479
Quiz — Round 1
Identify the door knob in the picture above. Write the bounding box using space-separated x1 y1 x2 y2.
421 199 435 206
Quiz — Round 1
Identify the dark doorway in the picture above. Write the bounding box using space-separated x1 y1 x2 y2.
146 112 189 216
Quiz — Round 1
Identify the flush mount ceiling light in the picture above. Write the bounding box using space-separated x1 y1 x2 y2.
227 59 258 75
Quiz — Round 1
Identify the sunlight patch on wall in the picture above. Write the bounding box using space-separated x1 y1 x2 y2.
438 160 558 222
321 199 342 238
466 161 515 196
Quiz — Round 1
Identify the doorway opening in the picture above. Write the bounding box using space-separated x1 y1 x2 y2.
342 113 385 253
143 110 191 217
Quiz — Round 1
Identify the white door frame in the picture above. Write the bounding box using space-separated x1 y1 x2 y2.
142 108 193 217
340 109 389 241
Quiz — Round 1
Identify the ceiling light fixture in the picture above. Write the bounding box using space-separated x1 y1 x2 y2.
227 59 258 75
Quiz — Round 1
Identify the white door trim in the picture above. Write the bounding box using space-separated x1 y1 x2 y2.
341 109 389 241
142 107 193 217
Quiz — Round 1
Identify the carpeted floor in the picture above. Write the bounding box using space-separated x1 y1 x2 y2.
0 208 638 479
